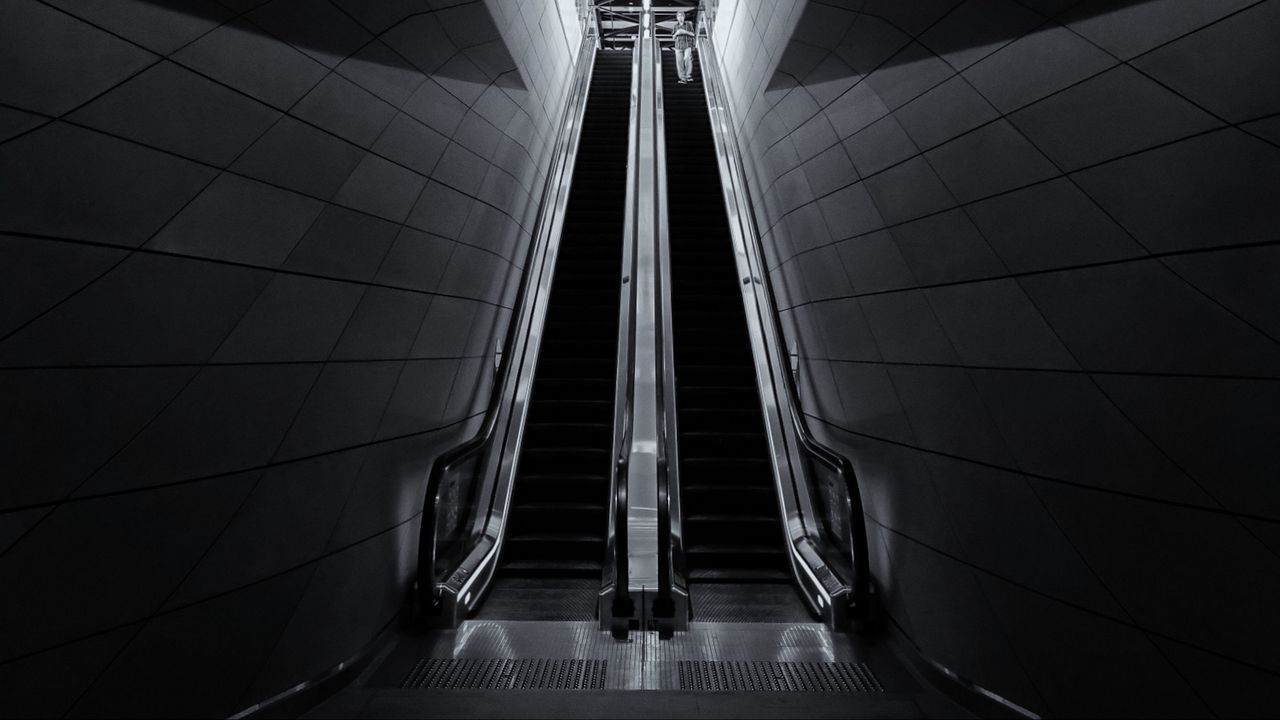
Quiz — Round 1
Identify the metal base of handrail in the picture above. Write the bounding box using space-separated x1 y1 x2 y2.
599 586 689 638
417 536 498 628
649 585 689 638
600 587 636 639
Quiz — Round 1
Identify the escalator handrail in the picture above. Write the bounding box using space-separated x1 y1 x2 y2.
417 32 598 612
651 30 679 619
694 26 872 620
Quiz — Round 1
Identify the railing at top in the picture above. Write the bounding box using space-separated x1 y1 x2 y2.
694 16 873 628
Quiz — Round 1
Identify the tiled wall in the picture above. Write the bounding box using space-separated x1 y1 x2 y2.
711 0 1280 715
0 0 580 715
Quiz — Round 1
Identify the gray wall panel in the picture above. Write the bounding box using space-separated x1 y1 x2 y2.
710 0 1280 714
0 0 582 715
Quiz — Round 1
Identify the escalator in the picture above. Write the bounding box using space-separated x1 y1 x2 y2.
313 37 969 720
478 51 633 619
662 52 806 620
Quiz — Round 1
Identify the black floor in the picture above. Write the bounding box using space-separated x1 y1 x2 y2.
664 51 791 600
495 52 632 611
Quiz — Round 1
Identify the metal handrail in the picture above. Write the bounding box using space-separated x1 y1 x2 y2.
780 371 873 619
416 32 599 618
608 410 633 637
651 31 685 632
694 23 872 623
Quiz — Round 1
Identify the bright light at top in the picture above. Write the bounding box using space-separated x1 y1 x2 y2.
642 0 651 10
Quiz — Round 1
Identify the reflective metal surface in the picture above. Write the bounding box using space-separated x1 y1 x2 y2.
370 620 912 692
400 658 608 691
652 32 690 632
604 13 684 633
308 618 965 719
626 18 662 600
615 16 689 633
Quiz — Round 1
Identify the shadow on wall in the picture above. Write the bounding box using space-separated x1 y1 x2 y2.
712 0 1280 717
48 0 528 88
763 0 1206 94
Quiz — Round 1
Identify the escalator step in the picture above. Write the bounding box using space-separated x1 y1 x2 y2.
667 53 790 584
500 54 629 591
687 568 790 582
502 560 602 577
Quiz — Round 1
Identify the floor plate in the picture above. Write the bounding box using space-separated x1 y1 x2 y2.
364 620 915 692
307 621 968 718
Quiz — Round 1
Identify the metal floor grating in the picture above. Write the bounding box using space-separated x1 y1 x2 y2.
671 660 884 692
400 658 607 691
313 621 961 718
370 621 915 693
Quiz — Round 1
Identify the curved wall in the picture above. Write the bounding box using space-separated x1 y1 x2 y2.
0 0 580 715
710 0 1280 716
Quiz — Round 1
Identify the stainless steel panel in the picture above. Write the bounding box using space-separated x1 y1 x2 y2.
650 13 689 633
626 18 662 598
